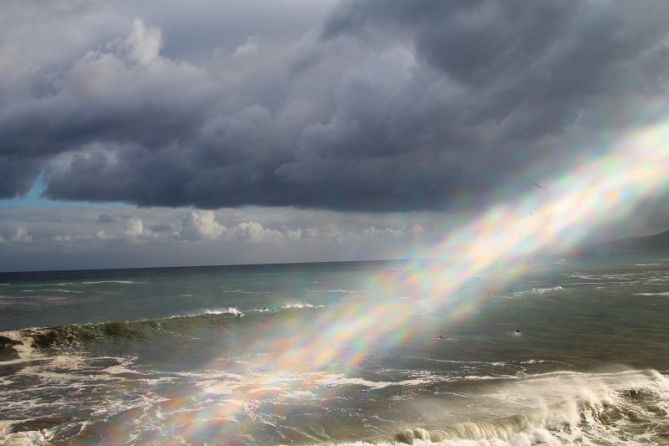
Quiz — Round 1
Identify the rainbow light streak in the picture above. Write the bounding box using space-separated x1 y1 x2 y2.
261 121 669 372
113 121 669 443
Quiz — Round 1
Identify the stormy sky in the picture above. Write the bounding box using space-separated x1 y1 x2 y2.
2 0 669 271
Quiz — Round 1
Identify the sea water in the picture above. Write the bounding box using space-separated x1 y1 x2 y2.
1 255 669 445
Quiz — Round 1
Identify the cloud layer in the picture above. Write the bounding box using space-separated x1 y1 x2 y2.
3 0 669 212
0 206 439 271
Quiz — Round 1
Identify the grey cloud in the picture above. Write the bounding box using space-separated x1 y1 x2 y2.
0 156 41 197
150 222 175 233
323 0 669 138
2 1 669 212
97 213 115 224
115 0 337 61
0 206 436 271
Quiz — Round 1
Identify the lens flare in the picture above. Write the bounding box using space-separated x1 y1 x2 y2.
104 121 669 443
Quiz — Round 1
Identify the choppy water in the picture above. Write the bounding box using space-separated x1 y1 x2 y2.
1 255 669 445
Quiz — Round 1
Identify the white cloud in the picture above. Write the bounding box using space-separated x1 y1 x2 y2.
125 218 144 237
0 205 453 271
284 227 302 241
10 227 33 243
126 18 162 65
363 226 404 238
180 210 224 240
228 221 284 242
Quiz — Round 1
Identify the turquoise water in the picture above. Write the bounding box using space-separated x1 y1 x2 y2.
1 255 669 445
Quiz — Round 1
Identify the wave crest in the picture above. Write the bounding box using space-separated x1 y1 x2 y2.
394 370 669 445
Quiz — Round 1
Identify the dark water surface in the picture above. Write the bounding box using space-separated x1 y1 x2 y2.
1 255 669 445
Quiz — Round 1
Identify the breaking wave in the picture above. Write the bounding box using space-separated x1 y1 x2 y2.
0 303 326 356
280 302 325 310
525 286 564 295
49 280 140 286
329 369 669 445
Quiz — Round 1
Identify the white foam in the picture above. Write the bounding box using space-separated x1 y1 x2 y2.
41 289 83 294
0 330 42 362
98 356 140 376
250 307 272 312
634 291 669 296
305 369 669 446
171 307 245 318
17 354 127 384
520 359 554 365
315 373 438 390
308 289 363 294
526 286 563 294
201 307 244 316
568 272 641 282
80 280 137 285
281 303 314 309
461 374 518 381
0 428 54 446
280 303 324 310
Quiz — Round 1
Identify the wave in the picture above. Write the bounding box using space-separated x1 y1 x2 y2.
315 373 439 390
41 288 84 294
0 304 327 357
527 286 563 294
53 280 138 285
0 314 240 357
568 272 641 282
513 286 564 296
80 280 138 285
634 291 669 296
323 369 669 445
280 302 324 310
178 307 245 317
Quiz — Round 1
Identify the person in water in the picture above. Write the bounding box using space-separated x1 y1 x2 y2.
514 329 521 335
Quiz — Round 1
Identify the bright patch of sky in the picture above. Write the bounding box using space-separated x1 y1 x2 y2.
0 175 127 209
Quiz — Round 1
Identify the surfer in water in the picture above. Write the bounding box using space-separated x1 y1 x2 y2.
514 329 521 336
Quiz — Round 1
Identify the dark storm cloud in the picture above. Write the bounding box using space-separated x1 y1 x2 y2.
3 0 669 210
322 0 669 139
0 156 41 197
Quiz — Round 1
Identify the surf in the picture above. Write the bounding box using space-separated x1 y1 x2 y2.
0 303 328 357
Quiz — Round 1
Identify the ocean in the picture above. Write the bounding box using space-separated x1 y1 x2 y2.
1 254 669 445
